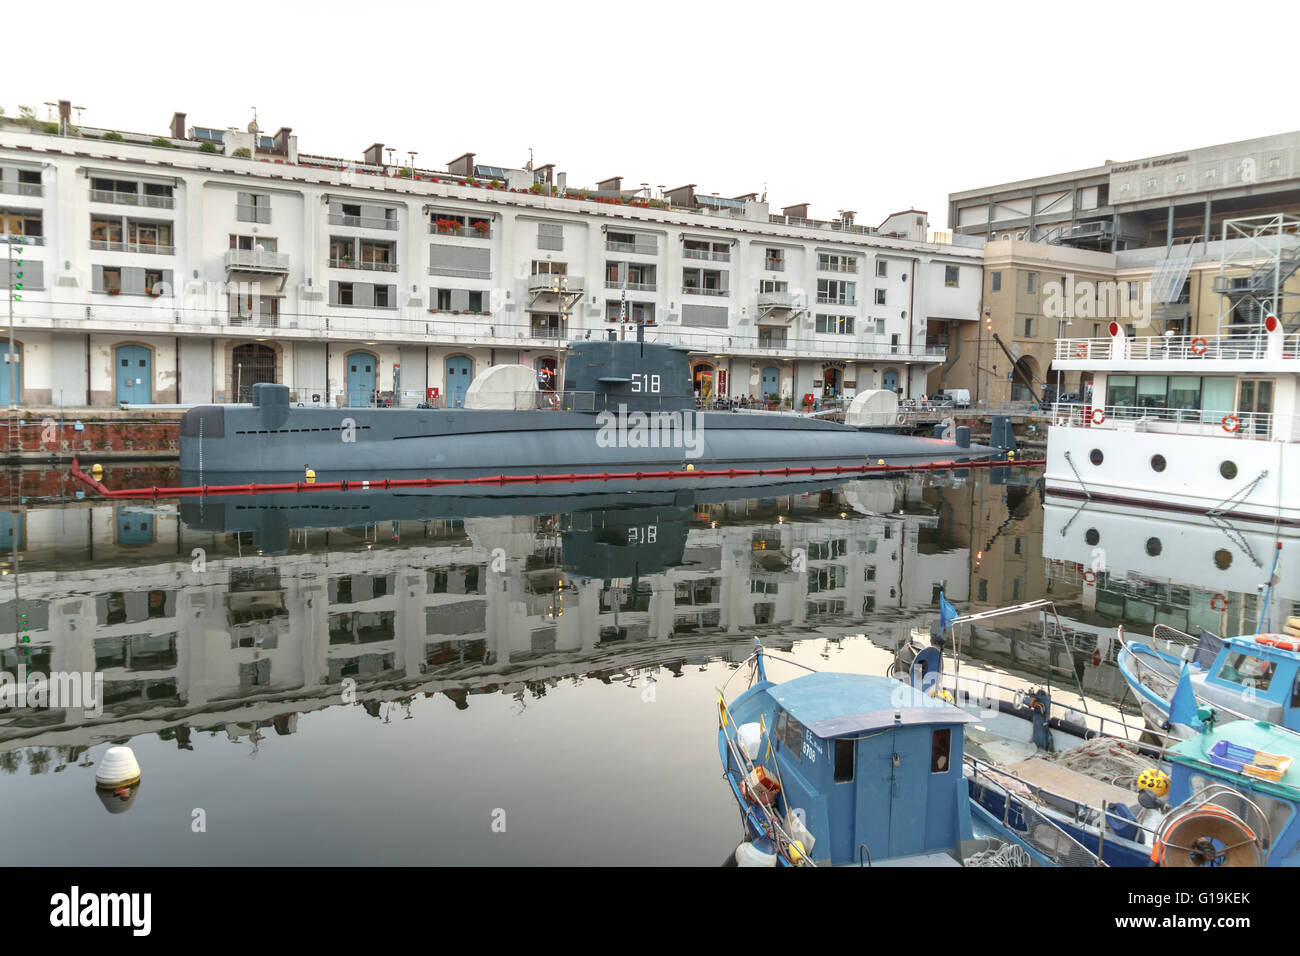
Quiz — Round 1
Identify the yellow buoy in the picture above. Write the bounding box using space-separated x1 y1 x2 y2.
685 463 694 472
877 459 885 465
1138 768 1170 798
304 467 316 484
1007 450 1016 460
91 463 104 479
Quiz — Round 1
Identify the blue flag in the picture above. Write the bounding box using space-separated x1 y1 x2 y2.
1169 664 1199 729
939 592 958 633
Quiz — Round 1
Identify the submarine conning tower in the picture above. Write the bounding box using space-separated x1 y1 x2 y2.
561 329 696 414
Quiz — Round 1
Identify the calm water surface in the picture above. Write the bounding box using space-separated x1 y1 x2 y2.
0 465 1292 864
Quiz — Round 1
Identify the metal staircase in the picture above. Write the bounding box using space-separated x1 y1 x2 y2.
1215 214 1300 330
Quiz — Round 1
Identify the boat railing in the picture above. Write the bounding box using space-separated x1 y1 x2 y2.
937 670 1145 742
1051 402 1296 442
1056 332 1300 363
507 390 596 411
965 757 1108 866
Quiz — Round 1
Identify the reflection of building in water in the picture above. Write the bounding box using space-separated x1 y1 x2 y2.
0 477 971 755
1042 497 1299 639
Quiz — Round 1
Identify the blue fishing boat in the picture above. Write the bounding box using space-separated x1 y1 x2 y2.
716 642 1102 866
1117 627 1300 738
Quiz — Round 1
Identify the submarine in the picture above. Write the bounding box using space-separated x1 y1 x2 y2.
179 327 993 489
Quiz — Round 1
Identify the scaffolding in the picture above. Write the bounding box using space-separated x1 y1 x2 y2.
1214 214 1300 333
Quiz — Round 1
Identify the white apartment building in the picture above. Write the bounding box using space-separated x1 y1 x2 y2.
0 107 983 409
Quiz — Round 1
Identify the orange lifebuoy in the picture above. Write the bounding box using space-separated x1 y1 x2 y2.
1211 594 1228 611
1190 337 1208 355
1257 635 1300 652
1083 569 1097 584
1091 408 1106 425
1222 414 1241 433
1075 344 1089 358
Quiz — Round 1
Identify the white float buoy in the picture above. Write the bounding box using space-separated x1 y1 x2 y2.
95 745 141 788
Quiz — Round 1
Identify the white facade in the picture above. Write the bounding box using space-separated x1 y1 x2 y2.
0 125 983 408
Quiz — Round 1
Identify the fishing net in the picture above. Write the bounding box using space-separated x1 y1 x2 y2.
1039 737 1152 790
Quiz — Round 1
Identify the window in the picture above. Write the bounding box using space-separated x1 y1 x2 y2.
1026 273 1036 293
817 279 854 305
834 738 854 783
759 279 787 294
874 319 886 335
1220 460 1238 480
538 223 563 251
991 271 1001 292
101 267 121 293
468 291 483 312
815 314 854 335
0 209 42 240
876 260 887 278
865 566 876 582
1023 317 1034 337
91 217 123 246
237 192 271 223
930 728 951 772
944 265 960 288
765 248 784 270
374 285 391 308
818 253 857 273
1216 652 1277 691
230 234 277 252
531 260 567 275
435 289 452 310
977 579 987 602
144 269 164 294
874 288 886 305
338 282 353 306
778 709 805 757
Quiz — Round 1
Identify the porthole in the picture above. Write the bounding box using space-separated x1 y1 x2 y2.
1146 538 1162 556
1089 449 1104 466
1220 460 1238 480
1150 454 1166 473
1085 528 1100 546
1214 549 1233 570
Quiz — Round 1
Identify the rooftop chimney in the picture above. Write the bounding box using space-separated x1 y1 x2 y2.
363 143 385 166
448 152 476 176
781 203 809 220
170 111 186 140
597 176 622 193
60 101 72 127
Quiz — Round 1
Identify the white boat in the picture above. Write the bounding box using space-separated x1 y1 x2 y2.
1045 318 1298 525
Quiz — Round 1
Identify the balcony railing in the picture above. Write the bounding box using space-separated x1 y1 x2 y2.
229 313 281 328
330 213 399 230
646 327 944 363
90 239 175 255
429 265 492 280
224 248 290 272
758 291 798 309
0 181 42 197
329 258 398 272
682 247 729 262
816 296 855 306
606 240 658 255
764 258 785 271
528 274 584 294
529 323 568 339
1 234 43 246
90 189 175 209
1056 332 1300 363
682 285 727 297
430 224 491 239
1051 402 1298 443
605 280 656 293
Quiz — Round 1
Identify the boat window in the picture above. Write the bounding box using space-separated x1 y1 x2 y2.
781 712 806 759
1150 454 1166 472
1216 652 1277 692
773 708 788 748
834 738 854 783
1089 448 1103 466
930 728 951 773
1293 676 1300 709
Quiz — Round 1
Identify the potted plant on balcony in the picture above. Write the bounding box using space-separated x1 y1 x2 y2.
472 220 490 235
435 217 460 234
107 288 120 296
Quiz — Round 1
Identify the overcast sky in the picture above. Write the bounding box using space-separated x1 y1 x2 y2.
7 0 1297 230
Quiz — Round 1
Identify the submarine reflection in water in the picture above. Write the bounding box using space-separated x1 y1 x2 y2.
0 475 971 771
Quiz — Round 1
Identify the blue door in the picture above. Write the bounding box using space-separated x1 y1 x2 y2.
761 366 779 402
446 356 473 408
115 346 152 404
0 344 19 405
346 352 376 407
0 509 21 552
882 369 899 393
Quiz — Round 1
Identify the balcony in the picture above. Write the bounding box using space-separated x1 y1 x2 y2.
682 247 729 262
1 234 43 246
229 312 280 328
90 239 175 255
329 258 398 273
225 248 290 274
330 213 399 231
605 279 656 293
606 239 658 255
528 274 585 295
757 291 798 310
90 189 174 209
0 181 42 198
764 258 785 271
816 296 855 307
682 285 727 297
430 223 492 239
